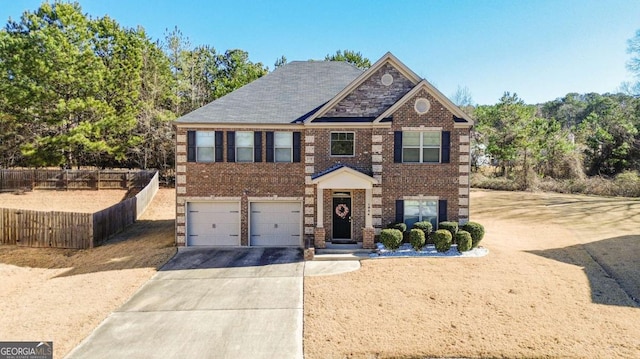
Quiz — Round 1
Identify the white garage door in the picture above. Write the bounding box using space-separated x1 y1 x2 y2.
187 202 239 246
250 202 302 246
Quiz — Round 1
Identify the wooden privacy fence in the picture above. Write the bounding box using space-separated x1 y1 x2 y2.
0 209 93 249
0 170 159 249
92 171 159 247
0 169 155 192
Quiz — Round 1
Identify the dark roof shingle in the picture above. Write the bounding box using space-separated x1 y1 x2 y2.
175 61 363 124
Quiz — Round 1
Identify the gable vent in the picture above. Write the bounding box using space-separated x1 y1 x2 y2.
414 98 431 115
381 73 394 86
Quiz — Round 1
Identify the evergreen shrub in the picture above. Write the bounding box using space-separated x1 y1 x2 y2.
380 228 403 250
409 228 426 251
434 229 452 252
386 222 407 233
460 222 485 248
456 230 472 252
412 221 433 235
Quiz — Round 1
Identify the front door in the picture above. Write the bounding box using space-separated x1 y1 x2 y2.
332 196 351 239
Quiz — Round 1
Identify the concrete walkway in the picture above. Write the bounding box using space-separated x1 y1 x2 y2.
66 248 304 359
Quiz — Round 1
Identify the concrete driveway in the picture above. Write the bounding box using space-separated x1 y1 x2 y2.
66 247 304 359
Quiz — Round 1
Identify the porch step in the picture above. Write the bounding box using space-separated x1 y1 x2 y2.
313 253 369 261
324 243 364 251
314 245 373 260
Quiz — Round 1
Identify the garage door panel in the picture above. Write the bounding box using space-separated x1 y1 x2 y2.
250 202 301 247
187 202 239 246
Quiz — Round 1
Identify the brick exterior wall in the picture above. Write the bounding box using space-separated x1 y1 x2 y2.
175 62 471 248
381 88 468 227
175 127 306 246
308 128 373 175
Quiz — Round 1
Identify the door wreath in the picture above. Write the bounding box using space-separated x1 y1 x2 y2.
335 203 349 219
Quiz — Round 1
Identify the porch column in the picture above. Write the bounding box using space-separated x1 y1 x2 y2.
316 186 324 227
363 188 375 249
314 187 326 248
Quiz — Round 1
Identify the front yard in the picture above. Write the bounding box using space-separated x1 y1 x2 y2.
304 190 640 358
0 189 176 359
1 189 638 358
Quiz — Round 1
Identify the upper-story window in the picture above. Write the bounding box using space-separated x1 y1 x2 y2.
331 132 354 156
274 132 293 162
187 130 223 163
402 131 441 163
266 131 301 163
195 131 216 162
236 131 254 162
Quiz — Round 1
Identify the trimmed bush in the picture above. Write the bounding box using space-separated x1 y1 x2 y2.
456 230 472 252
409 228 426 251
412 221 433 235
386 222 407 233
461 221 485 248
433 229 452 253
380 228 403 250
439 221 458 243
438 221 458 236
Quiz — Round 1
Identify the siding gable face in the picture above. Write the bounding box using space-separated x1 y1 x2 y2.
322 63 415 118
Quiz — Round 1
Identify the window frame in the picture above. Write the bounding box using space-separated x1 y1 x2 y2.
195 131 216 163
235 131 254 163
274 131 293 163
402 131 441 163
330 131 355 157
403 198 439 229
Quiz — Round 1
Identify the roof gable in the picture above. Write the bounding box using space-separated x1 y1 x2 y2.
374 80 474 125
305 52 421 123
311 164 378 189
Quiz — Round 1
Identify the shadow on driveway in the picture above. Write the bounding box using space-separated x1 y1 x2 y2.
162 247 303 270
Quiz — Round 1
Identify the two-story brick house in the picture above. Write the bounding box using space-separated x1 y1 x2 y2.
174 52 473 249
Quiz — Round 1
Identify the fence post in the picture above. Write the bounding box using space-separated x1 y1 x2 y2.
45 212 50 247
89 213 94 249
96 169 100 190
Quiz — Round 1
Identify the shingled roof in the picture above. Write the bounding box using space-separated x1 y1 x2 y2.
175 61 363 124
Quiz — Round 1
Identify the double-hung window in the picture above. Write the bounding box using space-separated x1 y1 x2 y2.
236 131 254 162
331 132 354 156
195 131 216 162
404 199 438 229
274 132 293 162
187 130 222 163
402 131 441 163
266 131 300 163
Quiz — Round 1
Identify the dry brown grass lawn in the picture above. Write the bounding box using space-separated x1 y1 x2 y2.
0 188 177 359
304 189 640 359
0 189 127 212
2 188 638 359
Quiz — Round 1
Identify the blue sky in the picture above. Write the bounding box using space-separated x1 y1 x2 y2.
2 0 639 105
